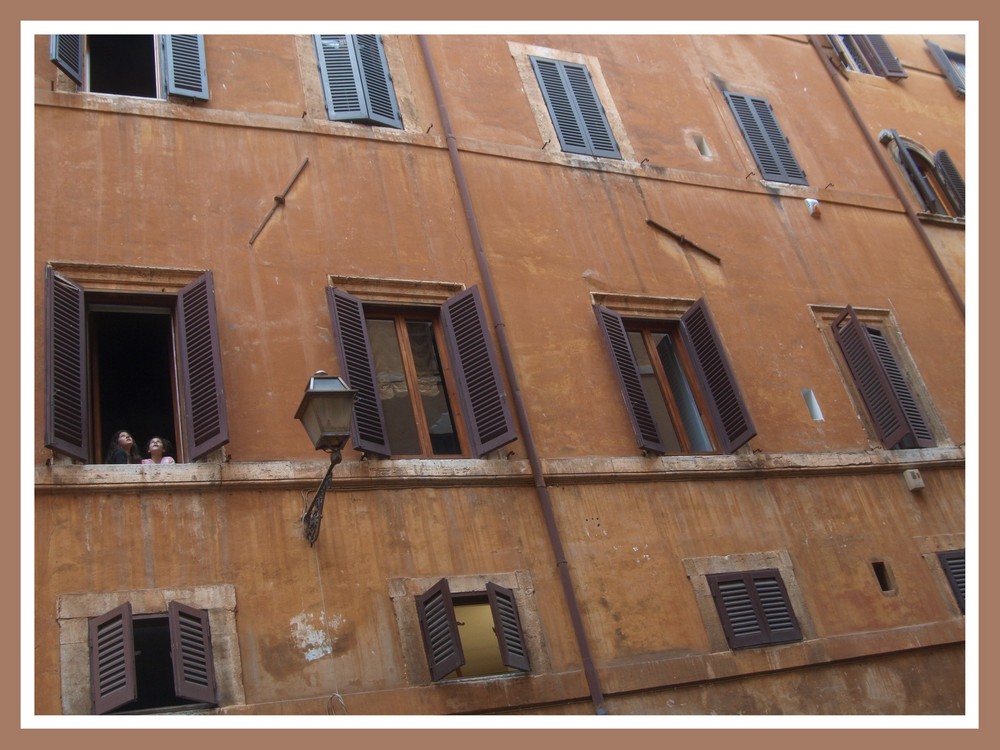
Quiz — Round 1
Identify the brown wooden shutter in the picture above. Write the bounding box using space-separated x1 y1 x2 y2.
486 582 530 672
441 286 517 456
89 602 136 714
44 267 90 462
886 129 945 214
857 35 907 80
326 287 391 457
934 149 965 217
680 299 756 453
177 272 229 460
937 549 965 614
708 570 802 649
593 304 666 454
723 91 808 185
168 601 217 704
415 578 464 681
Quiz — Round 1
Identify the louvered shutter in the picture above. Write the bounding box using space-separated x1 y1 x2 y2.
315 35 402 128
858 35 907 80
50 35 84 84
441 287 517 456
937 550 965 614
163 35 209 100
177 272 229 460
530 56 621 159
416 578 464 681
353 35 402 128
486 582 530 672
89 602 136 714
934 149 965 217
326 287 391 456
926 40 965 96
708 570 802 649
593 304 666 454
680 299 756 453
831 306 934 449
724 91 807 186
168 601 217 704
886 130 944 214
44 268 90 462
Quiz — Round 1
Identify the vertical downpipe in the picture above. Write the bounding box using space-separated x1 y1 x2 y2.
418 35 608 714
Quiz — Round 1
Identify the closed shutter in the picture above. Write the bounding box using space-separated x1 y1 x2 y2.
593 304 666 454
530 56 621 159
50 34 84 84
708 570 802 649
326 287 391 456
44 268 90 462
168 601 217 704
486 582 530 672
887 130 945 214
831 306 934 449
937 549 965 614
934 149 965 217
926 40 965 96
724 92 807 185
680 299 756 453
163 35 209 100
89 602 137 714
416 578 465 681
857 35 908 80
315 34 402 128
441 287 517 456
177 272 230 460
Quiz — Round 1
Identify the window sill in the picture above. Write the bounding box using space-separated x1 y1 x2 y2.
917 212 965 227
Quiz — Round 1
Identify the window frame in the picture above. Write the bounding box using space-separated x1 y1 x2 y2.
723 91 808 186
828 34 908 80
314 34 403 128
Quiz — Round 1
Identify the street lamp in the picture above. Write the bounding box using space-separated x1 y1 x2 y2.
294 371 356 546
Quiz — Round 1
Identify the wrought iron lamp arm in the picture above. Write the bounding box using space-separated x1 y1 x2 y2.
303 448 342 546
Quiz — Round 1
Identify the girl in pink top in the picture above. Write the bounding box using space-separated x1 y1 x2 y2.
141 436 176 464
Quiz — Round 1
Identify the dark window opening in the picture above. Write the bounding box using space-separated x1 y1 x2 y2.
872 561 895 593
88 35 158 98
109 616 202 714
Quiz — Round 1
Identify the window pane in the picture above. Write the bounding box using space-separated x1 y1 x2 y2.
653 333 714 452
367 319 422 455
628 331 681 452
406 321 461 455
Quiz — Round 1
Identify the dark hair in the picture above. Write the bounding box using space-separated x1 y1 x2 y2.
105 430 142 464
146 435 174 458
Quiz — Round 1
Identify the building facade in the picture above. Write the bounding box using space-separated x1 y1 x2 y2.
33 32 967 715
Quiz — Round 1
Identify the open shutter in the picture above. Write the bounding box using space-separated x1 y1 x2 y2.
680 299 756 453
50 34 84 84
416 578 464 681
441 287 517 456
169 601 217 704
708 570 802 649
486 582 530 672
724 92 807 185
354 35 402 128
326 287 391 456
858 35 907 80
530 56 621 159
163 34 209 100
934 149 965 217
44 268 90 462
831 306 933 449
886 129 944 214
177 272 229 460
926 40 965 96
593 304 666 454
89 602 136 714
937 550 966 614
315 35 402 128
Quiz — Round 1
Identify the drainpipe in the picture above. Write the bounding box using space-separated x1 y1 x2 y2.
418 35 608 715
808 35 965 319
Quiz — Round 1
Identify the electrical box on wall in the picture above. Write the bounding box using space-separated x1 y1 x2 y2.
903 469 925 491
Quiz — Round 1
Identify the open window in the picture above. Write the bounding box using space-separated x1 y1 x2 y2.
50 34 209 100
828 34 907 80
880 130 965 218
314 34 402 128
707 569 803 650
44 267 229 463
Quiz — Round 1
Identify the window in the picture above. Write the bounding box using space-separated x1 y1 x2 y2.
828 34 908 80
926 40 965 97
89 600 216 714
937 549 965 614
44 266 229 463
327 284 516 458
529 55 621 159
314 34 402 128
594 298 756 454
723 91 807 185
49 34 209 100
880 130 965 218
830 305 934 450
707 569 803 649
415 578 530 681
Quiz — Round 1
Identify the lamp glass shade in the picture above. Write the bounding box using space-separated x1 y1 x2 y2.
294 374 356 451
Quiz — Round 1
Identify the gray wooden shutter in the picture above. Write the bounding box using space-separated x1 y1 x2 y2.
937 550 965 614
326 287 391 457
486 582 530 672
89 602 136 714
708 570 802 649
50 34 84 84
680 299 756 453
416 578 464 681
886 130 944 214
530 56 621 159
168 601 217 704
441 286 517 456
44 268 90 462
315 34 402 128
354 35 402 128
858 35 907 80
926 40 965 96
177 272 229 460
934 149 965 217
831 306 934 449
724 91 807 186
163 35 209 100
